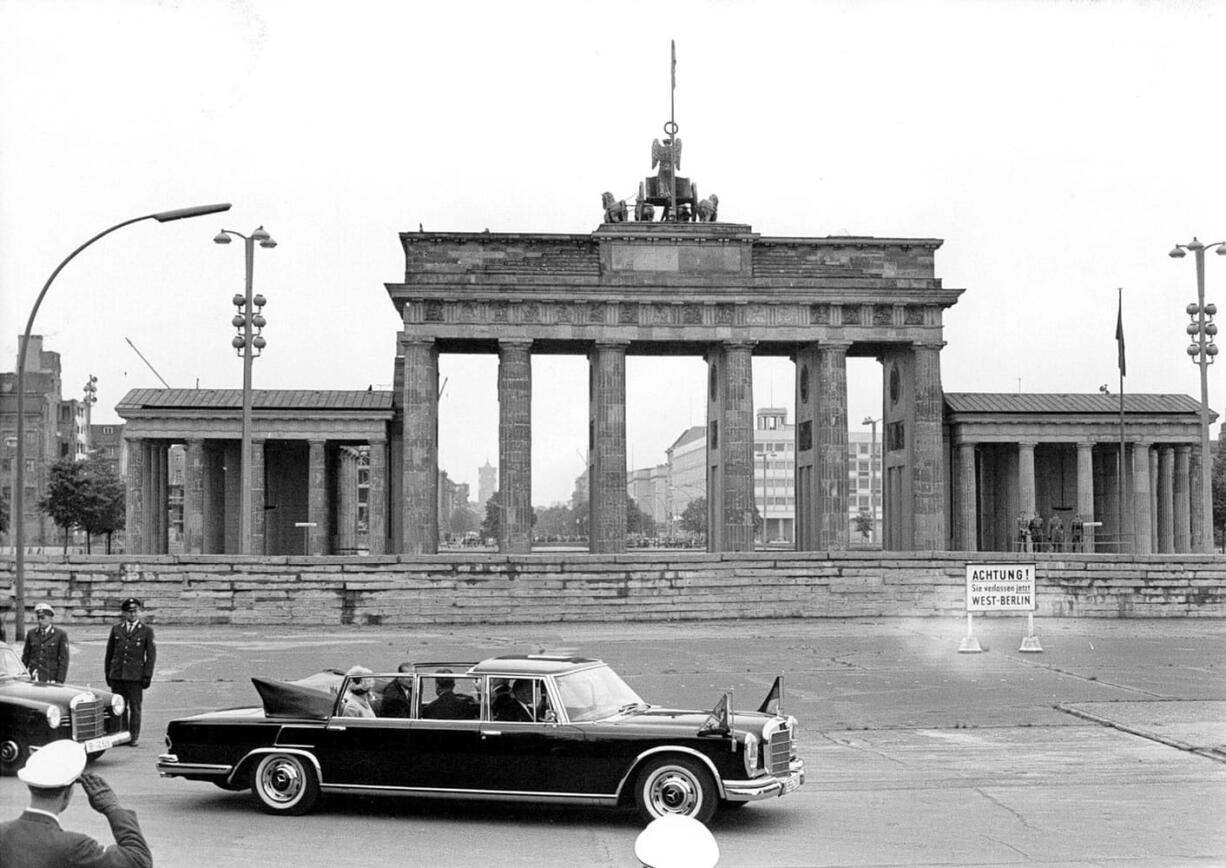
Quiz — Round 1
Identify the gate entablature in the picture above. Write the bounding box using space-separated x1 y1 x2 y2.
386 224 963 351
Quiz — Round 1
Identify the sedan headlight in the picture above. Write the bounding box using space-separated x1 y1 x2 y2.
45 706 62 729
111 694 126 715
742 732 760 775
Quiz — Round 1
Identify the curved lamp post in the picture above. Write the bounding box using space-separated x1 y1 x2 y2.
12 203 232 637
1170 238 1226 553
213 226 276 554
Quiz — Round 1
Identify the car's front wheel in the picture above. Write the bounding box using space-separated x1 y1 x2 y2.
0 739 29 777
634 755 717 824
250 753 319 815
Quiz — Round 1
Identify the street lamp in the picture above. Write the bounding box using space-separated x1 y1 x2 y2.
214 225 276 554
12 203 231 637
1170 237 1226 553
862 417 880 544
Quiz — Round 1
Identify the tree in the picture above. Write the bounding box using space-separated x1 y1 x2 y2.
36 456 126 554
854 510 873 542
480 491 501 542
38 458 92 552
679 497 706 535
80 461 125 554
448 506 476 536
626 497 655 537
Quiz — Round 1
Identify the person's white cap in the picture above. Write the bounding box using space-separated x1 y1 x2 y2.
634 814 720 868
33 602 54 616
18 739 86 789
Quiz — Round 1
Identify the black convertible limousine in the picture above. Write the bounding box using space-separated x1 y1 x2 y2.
157 655 803 823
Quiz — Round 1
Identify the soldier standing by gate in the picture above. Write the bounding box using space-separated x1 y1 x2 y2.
104 599 156 749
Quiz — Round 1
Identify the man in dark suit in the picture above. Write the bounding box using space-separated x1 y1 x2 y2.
104 599 156 748
379 662 414 718
422 671 479 720
492 679 536 722
22 603 70 683
0 739 152 868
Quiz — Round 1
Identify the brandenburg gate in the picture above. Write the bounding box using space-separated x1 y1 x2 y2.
387 220 963 555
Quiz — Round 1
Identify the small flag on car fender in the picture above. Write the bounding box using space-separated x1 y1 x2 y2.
758 675 784 715
700 692 731 735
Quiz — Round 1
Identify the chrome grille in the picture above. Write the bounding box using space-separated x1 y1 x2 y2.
70 695 105 741
767 727 792 775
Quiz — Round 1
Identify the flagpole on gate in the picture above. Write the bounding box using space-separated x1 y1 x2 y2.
1116 288 1127 552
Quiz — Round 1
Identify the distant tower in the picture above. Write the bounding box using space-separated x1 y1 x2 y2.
478 459 496 507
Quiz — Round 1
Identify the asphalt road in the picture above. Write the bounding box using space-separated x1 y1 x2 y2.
3 616 1224 867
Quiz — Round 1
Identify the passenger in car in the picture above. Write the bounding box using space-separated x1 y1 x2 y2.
340 666 376 718
379 662 414 718
492 679 535 722
421 670 478 720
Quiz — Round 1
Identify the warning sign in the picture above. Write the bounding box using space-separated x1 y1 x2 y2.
965 564 1036 612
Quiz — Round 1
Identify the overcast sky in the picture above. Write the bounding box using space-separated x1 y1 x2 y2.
3 0 1224 506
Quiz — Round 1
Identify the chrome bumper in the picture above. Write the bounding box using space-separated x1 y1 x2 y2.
722 758 805 802
156 753 233 779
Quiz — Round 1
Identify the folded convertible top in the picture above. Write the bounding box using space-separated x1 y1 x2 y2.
252 673 343 719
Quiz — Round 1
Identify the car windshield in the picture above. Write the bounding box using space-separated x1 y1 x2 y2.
554 665 645 722
0 646 29 679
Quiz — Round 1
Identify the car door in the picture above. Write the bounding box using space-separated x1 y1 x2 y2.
477 677 589 795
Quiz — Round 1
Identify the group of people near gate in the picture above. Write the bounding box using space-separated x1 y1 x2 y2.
1016 511 1088 552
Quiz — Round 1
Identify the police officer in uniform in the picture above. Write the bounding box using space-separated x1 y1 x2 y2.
104 599 156 748
0 739 152 868
22 602 70 683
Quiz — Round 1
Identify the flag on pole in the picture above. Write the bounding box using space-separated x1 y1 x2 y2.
1115 288 1126 377
757 675 784 715
671 40 676 92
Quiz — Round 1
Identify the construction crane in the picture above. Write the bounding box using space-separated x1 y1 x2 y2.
125 337 171 388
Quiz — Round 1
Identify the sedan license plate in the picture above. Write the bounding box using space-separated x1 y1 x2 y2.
781 775 800 794
83 736 114 753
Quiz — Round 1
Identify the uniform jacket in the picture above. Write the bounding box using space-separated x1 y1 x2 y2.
0 808 152 868
22 626 70 683
104 622 156 685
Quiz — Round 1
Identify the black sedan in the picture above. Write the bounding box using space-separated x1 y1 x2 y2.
157 655 804 823
0 643 130 774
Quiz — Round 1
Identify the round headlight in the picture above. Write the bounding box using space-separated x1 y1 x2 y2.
45 706 62 729
111 694 126 715
742 732 760 774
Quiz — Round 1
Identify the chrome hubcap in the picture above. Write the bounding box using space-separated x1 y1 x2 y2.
649 768 700 815
0 741 19 764
261 758 303 804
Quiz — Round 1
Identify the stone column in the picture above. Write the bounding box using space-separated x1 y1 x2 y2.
184 439 204 554
1017 441 1037 519
589 341 627 553
956 442 977 551
1190 445 1206 553
250 439 266 556
911 342 947 549
124 438 145 554
1076 441 1095 551
401 338 439 554
1132 442 1153 554
1156 446 1175 553
337 447 358 554
815 342 850 550
367 438 388 555
1173 445 1191 553
706 342 756 552
308 439 327 555
498 339 533 553
146 442 167 555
